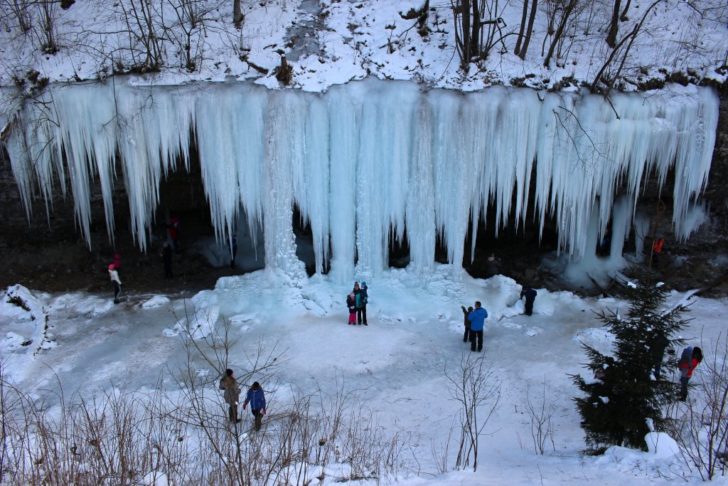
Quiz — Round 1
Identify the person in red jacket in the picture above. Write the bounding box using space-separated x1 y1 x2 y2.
651 237 665 267
678 346 703 401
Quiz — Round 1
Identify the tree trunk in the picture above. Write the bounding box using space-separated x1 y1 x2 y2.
233 0 243 28
620 0 632 20
470 0 480 60
519 0 538 59
606 0 621 48
514 0 529 55
462 0 471 64
543 0 576 68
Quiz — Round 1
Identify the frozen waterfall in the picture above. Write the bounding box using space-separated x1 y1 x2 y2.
4 80 719 280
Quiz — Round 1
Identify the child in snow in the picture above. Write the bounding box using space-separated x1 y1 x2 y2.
108 263 122 304
346 292 356 325
219 368 241 423
243 382 267 431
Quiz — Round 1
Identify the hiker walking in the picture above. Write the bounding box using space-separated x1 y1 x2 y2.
678 346 703 401
219 369 241 423
468 301 488 352
108 263 122 304
461 305 473 343
520 285 537 316
243 382 267 431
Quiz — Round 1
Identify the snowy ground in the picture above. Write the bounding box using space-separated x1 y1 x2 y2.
2 267 726 484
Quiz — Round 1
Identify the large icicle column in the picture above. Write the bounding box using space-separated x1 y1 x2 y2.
3 80 719 279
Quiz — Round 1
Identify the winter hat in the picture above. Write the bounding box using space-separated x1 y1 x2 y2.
361 281 367 287
108 263 116 270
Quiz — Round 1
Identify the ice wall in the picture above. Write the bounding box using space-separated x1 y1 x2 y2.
4 80 719 280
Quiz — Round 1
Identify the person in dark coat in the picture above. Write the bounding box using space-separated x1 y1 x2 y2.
230 235 238 268
243 381 267 431
678 346 703 401
161 241 173 278
461 305 473 343
467 301 488 352
520 286 537 316
358 281 369 325
219 369 241 423
167 215 181 253
353 281 367 326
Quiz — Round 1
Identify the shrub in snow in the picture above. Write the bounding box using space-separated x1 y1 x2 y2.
573 276 688 452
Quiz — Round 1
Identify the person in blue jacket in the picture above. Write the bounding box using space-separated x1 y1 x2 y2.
243 381 267 431
467 301 488 352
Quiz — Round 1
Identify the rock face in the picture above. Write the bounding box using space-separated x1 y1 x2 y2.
1 85 727 293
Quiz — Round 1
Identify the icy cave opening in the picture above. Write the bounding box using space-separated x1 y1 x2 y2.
3 79 719 282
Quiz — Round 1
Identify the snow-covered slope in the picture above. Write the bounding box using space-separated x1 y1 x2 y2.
1 269 726 484
0 0 725 94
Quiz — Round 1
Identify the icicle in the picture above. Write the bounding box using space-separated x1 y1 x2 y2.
301 94 330 274
327 85 360 282
262 90 306 277
406 98 436 273
3 80 718 279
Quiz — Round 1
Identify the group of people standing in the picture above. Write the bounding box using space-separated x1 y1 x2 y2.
219 369 267 430
459 285 537 353
462 301 487 352
346 281 369 325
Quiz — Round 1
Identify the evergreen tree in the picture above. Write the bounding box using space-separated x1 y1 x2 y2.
573 279 688 451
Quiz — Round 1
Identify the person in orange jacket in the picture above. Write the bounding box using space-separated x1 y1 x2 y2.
678 346 703 401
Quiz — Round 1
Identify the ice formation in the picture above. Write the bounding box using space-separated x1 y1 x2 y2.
4 80 719 280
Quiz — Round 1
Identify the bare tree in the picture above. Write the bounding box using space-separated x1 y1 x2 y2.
1 0 32 33
606 0 621 48
591 0 665 92
451 0 507 70
166 0 214 72
524 379 556 455
446 353 500 472
35 0 59 54
514 0 538 59
118 0 165 72
543 0 578 68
